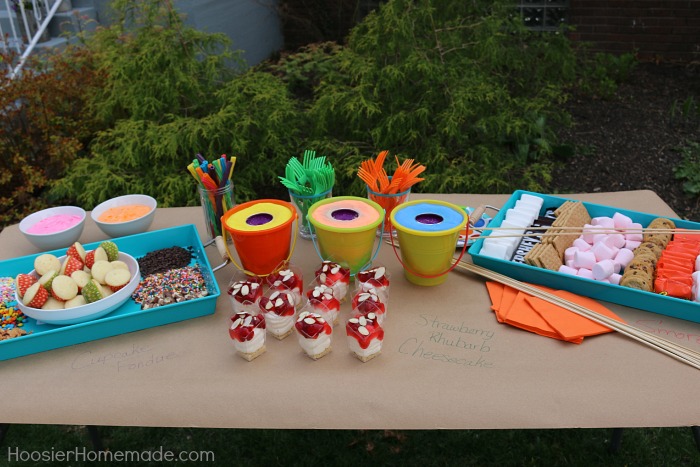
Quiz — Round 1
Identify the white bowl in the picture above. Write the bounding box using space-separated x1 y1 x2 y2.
19 206 86 251
91 194 157 238
16 252 140 325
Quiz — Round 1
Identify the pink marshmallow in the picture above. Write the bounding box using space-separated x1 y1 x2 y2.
564 247 578 263
592 259 615 280
604 233 626 249
609 273 622 285
591 241 616 261
558 265 579 276
573 238 592 251
612 212 633 229
625 240 641 250
592 233 609 245
591 216 615 228
581 224 599 244
573 250 596 269
577 268 594 279
625 223 644 242
566 259 575 268
614 248 635 268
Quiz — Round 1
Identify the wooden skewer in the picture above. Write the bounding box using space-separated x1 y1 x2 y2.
477 225 694 233
453 260 700 371
387 237 700 370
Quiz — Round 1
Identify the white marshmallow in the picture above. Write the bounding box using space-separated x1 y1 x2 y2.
695 255 700 272
573 250 596 269
519 194 544 209
504 211 533 228
592 233 609 245
609 273 622 285
592 259 615 280
479 241 510 260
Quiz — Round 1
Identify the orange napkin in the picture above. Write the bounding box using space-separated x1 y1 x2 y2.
486 282 625 344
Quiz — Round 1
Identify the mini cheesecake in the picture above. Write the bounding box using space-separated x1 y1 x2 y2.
356 266 390 302
314 261 350 301
266 267 303 306
259 290 296 339
294 311 332 360
228 280 263 314
351 288 386 324
346 312 384 362
229 312 266 361
306 284 341 326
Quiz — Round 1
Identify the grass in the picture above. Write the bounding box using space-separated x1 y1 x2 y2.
1 425 699 465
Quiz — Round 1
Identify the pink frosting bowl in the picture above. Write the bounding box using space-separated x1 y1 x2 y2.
19 206 86 252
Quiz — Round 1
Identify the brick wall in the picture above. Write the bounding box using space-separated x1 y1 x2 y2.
567 0 700 62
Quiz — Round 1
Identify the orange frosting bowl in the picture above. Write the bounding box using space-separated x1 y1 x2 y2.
91 194 157 238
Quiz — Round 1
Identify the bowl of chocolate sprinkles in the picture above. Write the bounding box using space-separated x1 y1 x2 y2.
137 246 195 276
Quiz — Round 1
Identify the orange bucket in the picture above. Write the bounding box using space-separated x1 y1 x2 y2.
221 199 297 276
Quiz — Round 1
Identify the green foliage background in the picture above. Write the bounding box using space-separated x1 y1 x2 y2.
2 0 618 226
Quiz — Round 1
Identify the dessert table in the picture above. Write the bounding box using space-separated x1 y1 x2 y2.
1 191 699 429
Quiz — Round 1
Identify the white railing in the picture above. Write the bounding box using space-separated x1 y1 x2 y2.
1 0 67 78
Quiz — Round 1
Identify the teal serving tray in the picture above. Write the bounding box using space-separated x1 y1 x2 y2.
469 190 700 325
0 224 220 361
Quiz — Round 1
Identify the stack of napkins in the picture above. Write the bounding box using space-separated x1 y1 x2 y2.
485 282 624 344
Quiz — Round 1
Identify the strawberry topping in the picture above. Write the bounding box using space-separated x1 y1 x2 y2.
229 312 265 342
259 290 296 316
294 311 332 339
346 313 384 349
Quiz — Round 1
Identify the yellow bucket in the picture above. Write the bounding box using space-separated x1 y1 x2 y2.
307 196 384 275
390 199 469 286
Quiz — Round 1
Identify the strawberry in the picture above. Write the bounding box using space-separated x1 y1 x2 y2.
66 242 87 262
99 241 119 262
23 282 48 309
15 273 36 298
61 256 84 277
